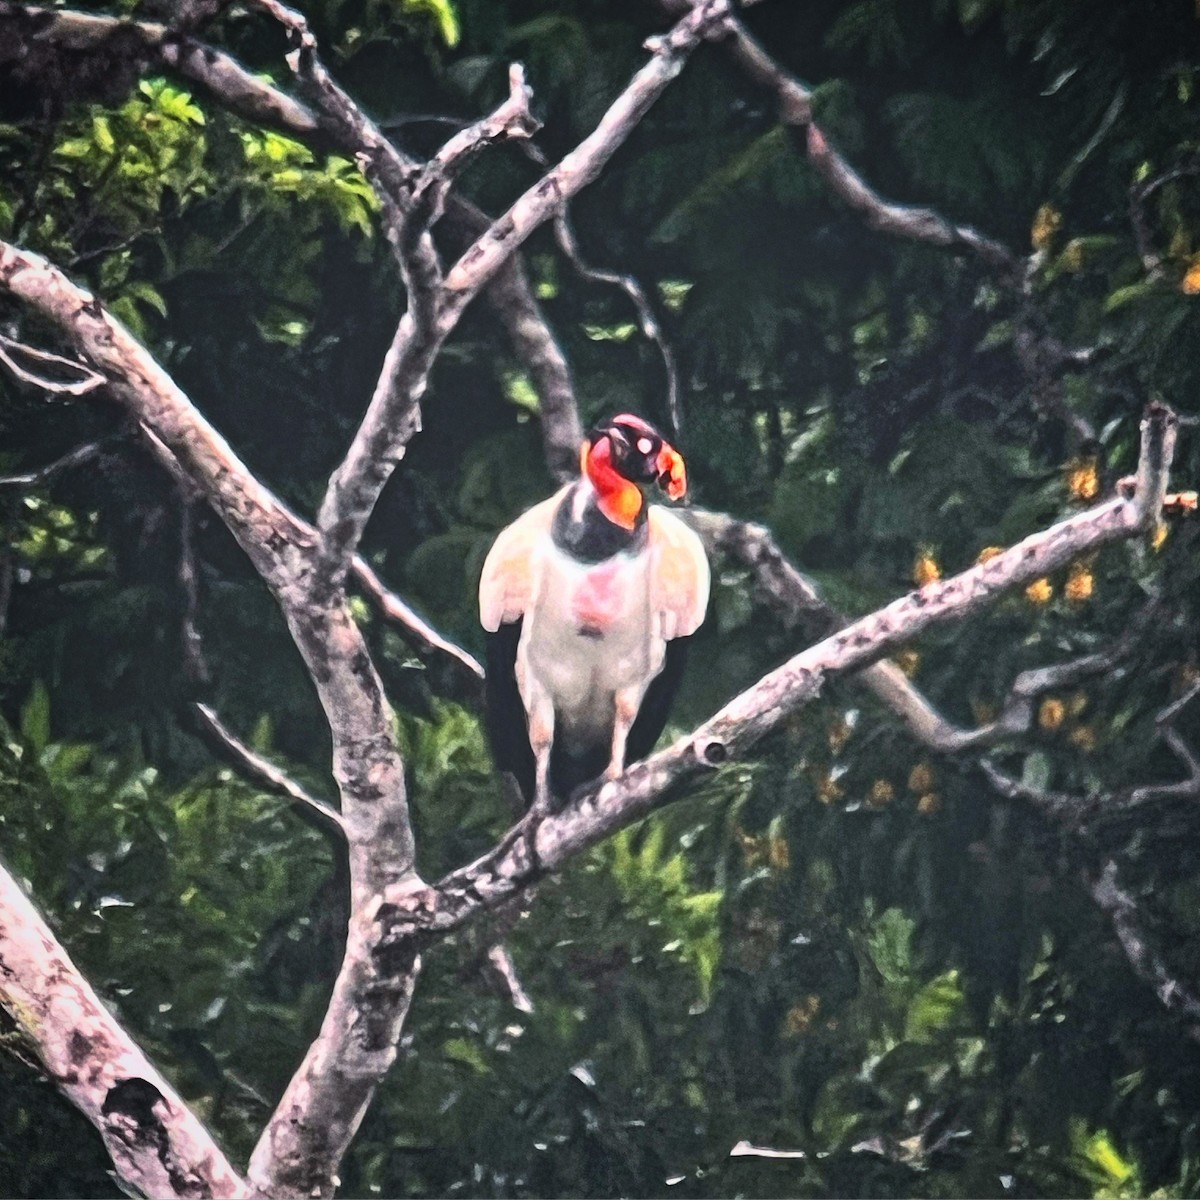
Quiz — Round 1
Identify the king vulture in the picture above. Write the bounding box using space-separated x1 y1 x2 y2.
479 414 710 810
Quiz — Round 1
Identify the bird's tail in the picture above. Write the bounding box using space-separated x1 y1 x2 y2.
547 740 609 810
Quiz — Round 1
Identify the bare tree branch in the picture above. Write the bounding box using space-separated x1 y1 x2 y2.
554 212 682 435
0 2 319 136
192 703 348 838
350 556 484 691
684 506 1115 756
0 331 107 395
0 864 248 1198
976 657 1200 1034
2 2 586 489
902 643 1136 754
412 64 539 227
466 221 583 482
442 1 735 302
981 670 1200 828
1129 158 1200 278
0 242 308 582
0 438 112 487
1089 861 1200 1036
173 500 350 840
657 0 1018 275
0 239 423 1199
0 494 14 641
486 944 536 1015
0 246 420 876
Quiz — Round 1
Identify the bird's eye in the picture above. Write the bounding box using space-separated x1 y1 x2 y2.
637 437 653 454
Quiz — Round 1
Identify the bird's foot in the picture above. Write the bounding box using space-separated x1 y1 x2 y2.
527 787 556 820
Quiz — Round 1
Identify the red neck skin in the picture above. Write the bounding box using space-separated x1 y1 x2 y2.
582 436 643 531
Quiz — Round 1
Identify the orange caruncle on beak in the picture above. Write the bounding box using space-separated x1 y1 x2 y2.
657 445 687 500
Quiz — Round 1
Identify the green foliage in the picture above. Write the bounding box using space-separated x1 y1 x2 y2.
608 823 723 1003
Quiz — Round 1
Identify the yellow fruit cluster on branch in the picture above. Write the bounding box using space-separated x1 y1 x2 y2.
912 548 941 586
1066 459 1100 501
1025 577 1053 604
1065 565 1094 603
1032 203 1062 251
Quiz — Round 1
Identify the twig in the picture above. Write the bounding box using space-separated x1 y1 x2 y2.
978 759 1098 825
0 438 113 487
350 556 484 691
0 494 14 640
412 64 539 228
0 332 106 395
554 212 682 436
1124 680 1200 808
485 944 535 1014
175 497 348 840
1129 159 1200 277
1089 861 1200 1035
443 0 736 300
192 703 348 838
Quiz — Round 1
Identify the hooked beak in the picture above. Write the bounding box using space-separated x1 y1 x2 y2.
656 444 687 501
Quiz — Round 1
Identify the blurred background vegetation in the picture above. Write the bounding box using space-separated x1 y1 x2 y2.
4 0 1200 1195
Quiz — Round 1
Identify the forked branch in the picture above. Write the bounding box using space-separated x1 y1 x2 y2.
313 0 738 581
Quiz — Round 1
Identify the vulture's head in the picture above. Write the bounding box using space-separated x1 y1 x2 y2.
582 413 687 506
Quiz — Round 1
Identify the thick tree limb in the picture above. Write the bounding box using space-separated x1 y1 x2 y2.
0 864 248 1198
245 900 421 1200
240 9 753 1181
0 238 423 1197
0 2 319 136
370 404 1177 949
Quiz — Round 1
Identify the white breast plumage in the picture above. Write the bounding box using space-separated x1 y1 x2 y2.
520 539 661 739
